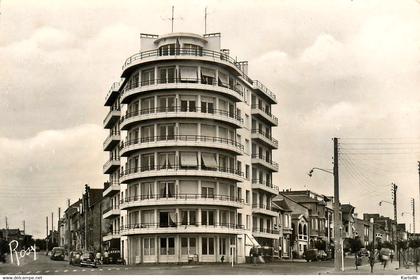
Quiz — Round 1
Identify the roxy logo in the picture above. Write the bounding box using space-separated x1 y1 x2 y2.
9 240 37 266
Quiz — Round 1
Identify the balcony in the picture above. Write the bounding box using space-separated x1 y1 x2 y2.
120 222 245 236
120 165 244 184
253 80 277 104
104 81 121 106
251 154 279 172
103 230 121 242
120 193 244 210
103 181 120 197
103 157 121 174
251 204 278 217
121 48 244 79
251 179 279 195
251 104 278 126
103 107 121 129
103 132 121 151
251 129 278 149
120 106 243 130
102 206 120 219
252 227 280 239
121 78 244 105
120 135 244 157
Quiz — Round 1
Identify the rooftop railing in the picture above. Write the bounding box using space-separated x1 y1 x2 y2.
253 80 277 101
121 222 245 230
252 227 280 234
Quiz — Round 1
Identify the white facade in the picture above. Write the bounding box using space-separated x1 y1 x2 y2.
103 32 278 264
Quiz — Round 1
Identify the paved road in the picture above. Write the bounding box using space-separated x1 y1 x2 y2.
0 253 418 275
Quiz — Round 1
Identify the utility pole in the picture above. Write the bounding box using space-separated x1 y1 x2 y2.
23 220 25 235
46 216 49 255
5 216 8 242
412 198 416 234
51 212 54 245
333 137 343 272
204 7 208 34
392 183 399 266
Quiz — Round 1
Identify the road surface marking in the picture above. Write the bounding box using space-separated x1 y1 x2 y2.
82 269 86 271
26 271 31 274
125 268 129 270
36 271 41 273
64 270 68 272
55 270 59 273
91 269 95 271
45 270 50 273
108 268 112 270
99 268 103 271
72 269 78 272
116 268 120 270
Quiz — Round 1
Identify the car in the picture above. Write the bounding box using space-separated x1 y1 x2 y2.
317 250 328 261
50 247 66 261
80 252 97 268
304 249 319 262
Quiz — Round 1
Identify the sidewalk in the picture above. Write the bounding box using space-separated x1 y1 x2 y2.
323 258 419 275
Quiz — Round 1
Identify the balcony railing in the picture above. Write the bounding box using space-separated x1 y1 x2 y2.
251 129 278 146
251 104 279 124
102 206 119 214
253 80 277 101
252 203 273 211
120 135 243 151
252 227 280 234
251 179 279 192
105 229 120 236
121 222 245 231
251 154 279 170
122 77 245 100
120 165 244 178
121 193 244 204
121 105 242 124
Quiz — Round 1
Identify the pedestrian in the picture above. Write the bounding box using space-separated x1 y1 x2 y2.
221 255 225 263
104 250 109 264
390 249 394 263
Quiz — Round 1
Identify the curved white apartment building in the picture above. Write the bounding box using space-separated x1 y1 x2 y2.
103 32 279 264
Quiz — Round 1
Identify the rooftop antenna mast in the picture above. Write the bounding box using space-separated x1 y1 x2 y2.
162 6 183 33
204 7 213 34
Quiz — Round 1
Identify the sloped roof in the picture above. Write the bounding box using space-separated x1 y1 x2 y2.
341 204 355 214
272 199 292 212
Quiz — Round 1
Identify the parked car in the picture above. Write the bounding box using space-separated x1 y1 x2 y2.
104 249 124 264
69 250 82 266
50 247 66 261
317 250 328 261
80 252 97 268
304 249 319 262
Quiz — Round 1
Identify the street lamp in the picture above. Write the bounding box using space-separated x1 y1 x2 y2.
379 200 392 206
308 166 344 272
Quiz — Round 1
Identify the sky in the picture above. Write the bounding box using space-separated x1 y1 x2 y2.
0 0 419 238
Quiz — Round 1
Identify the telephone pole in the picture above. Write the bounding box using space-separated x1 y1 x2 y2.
412 198 415 234
392 183 399 265
333 137 343 272
46 216 49 255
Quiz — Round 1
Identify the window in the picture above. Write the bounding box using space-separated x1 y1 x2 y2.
158 152 175 170
127 72 139 90
179 123 197 135
201 153 218 170
245 114 249 128
246 215 250 230
160 237 175 255
219 237 227 255
201 97 214 113
158 96 175 112
181 237 197 255
158 124 175 140
201 210 215 226
202 237 214 255
180 97 196 112
158 181 175 198
180 152 198 169
144 237 155 255
218 71 228 87
141 125 154 143
245 165 250 179
141 182 154 199
159 211 176 227
179 66 198 83
142 210 154 226
141 97 154 114
181 210 197 225
129 101 139 117
141 153 155 171
183 44 202 55
245 139 250 154
201 181 215 198
159 66 176 83
246 190 250 204
141 68 155 86
201 68 215 85
159 44 176 56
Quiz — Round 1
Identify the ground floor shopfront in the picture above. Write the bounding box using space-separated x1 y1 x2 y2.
123 233 246 264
